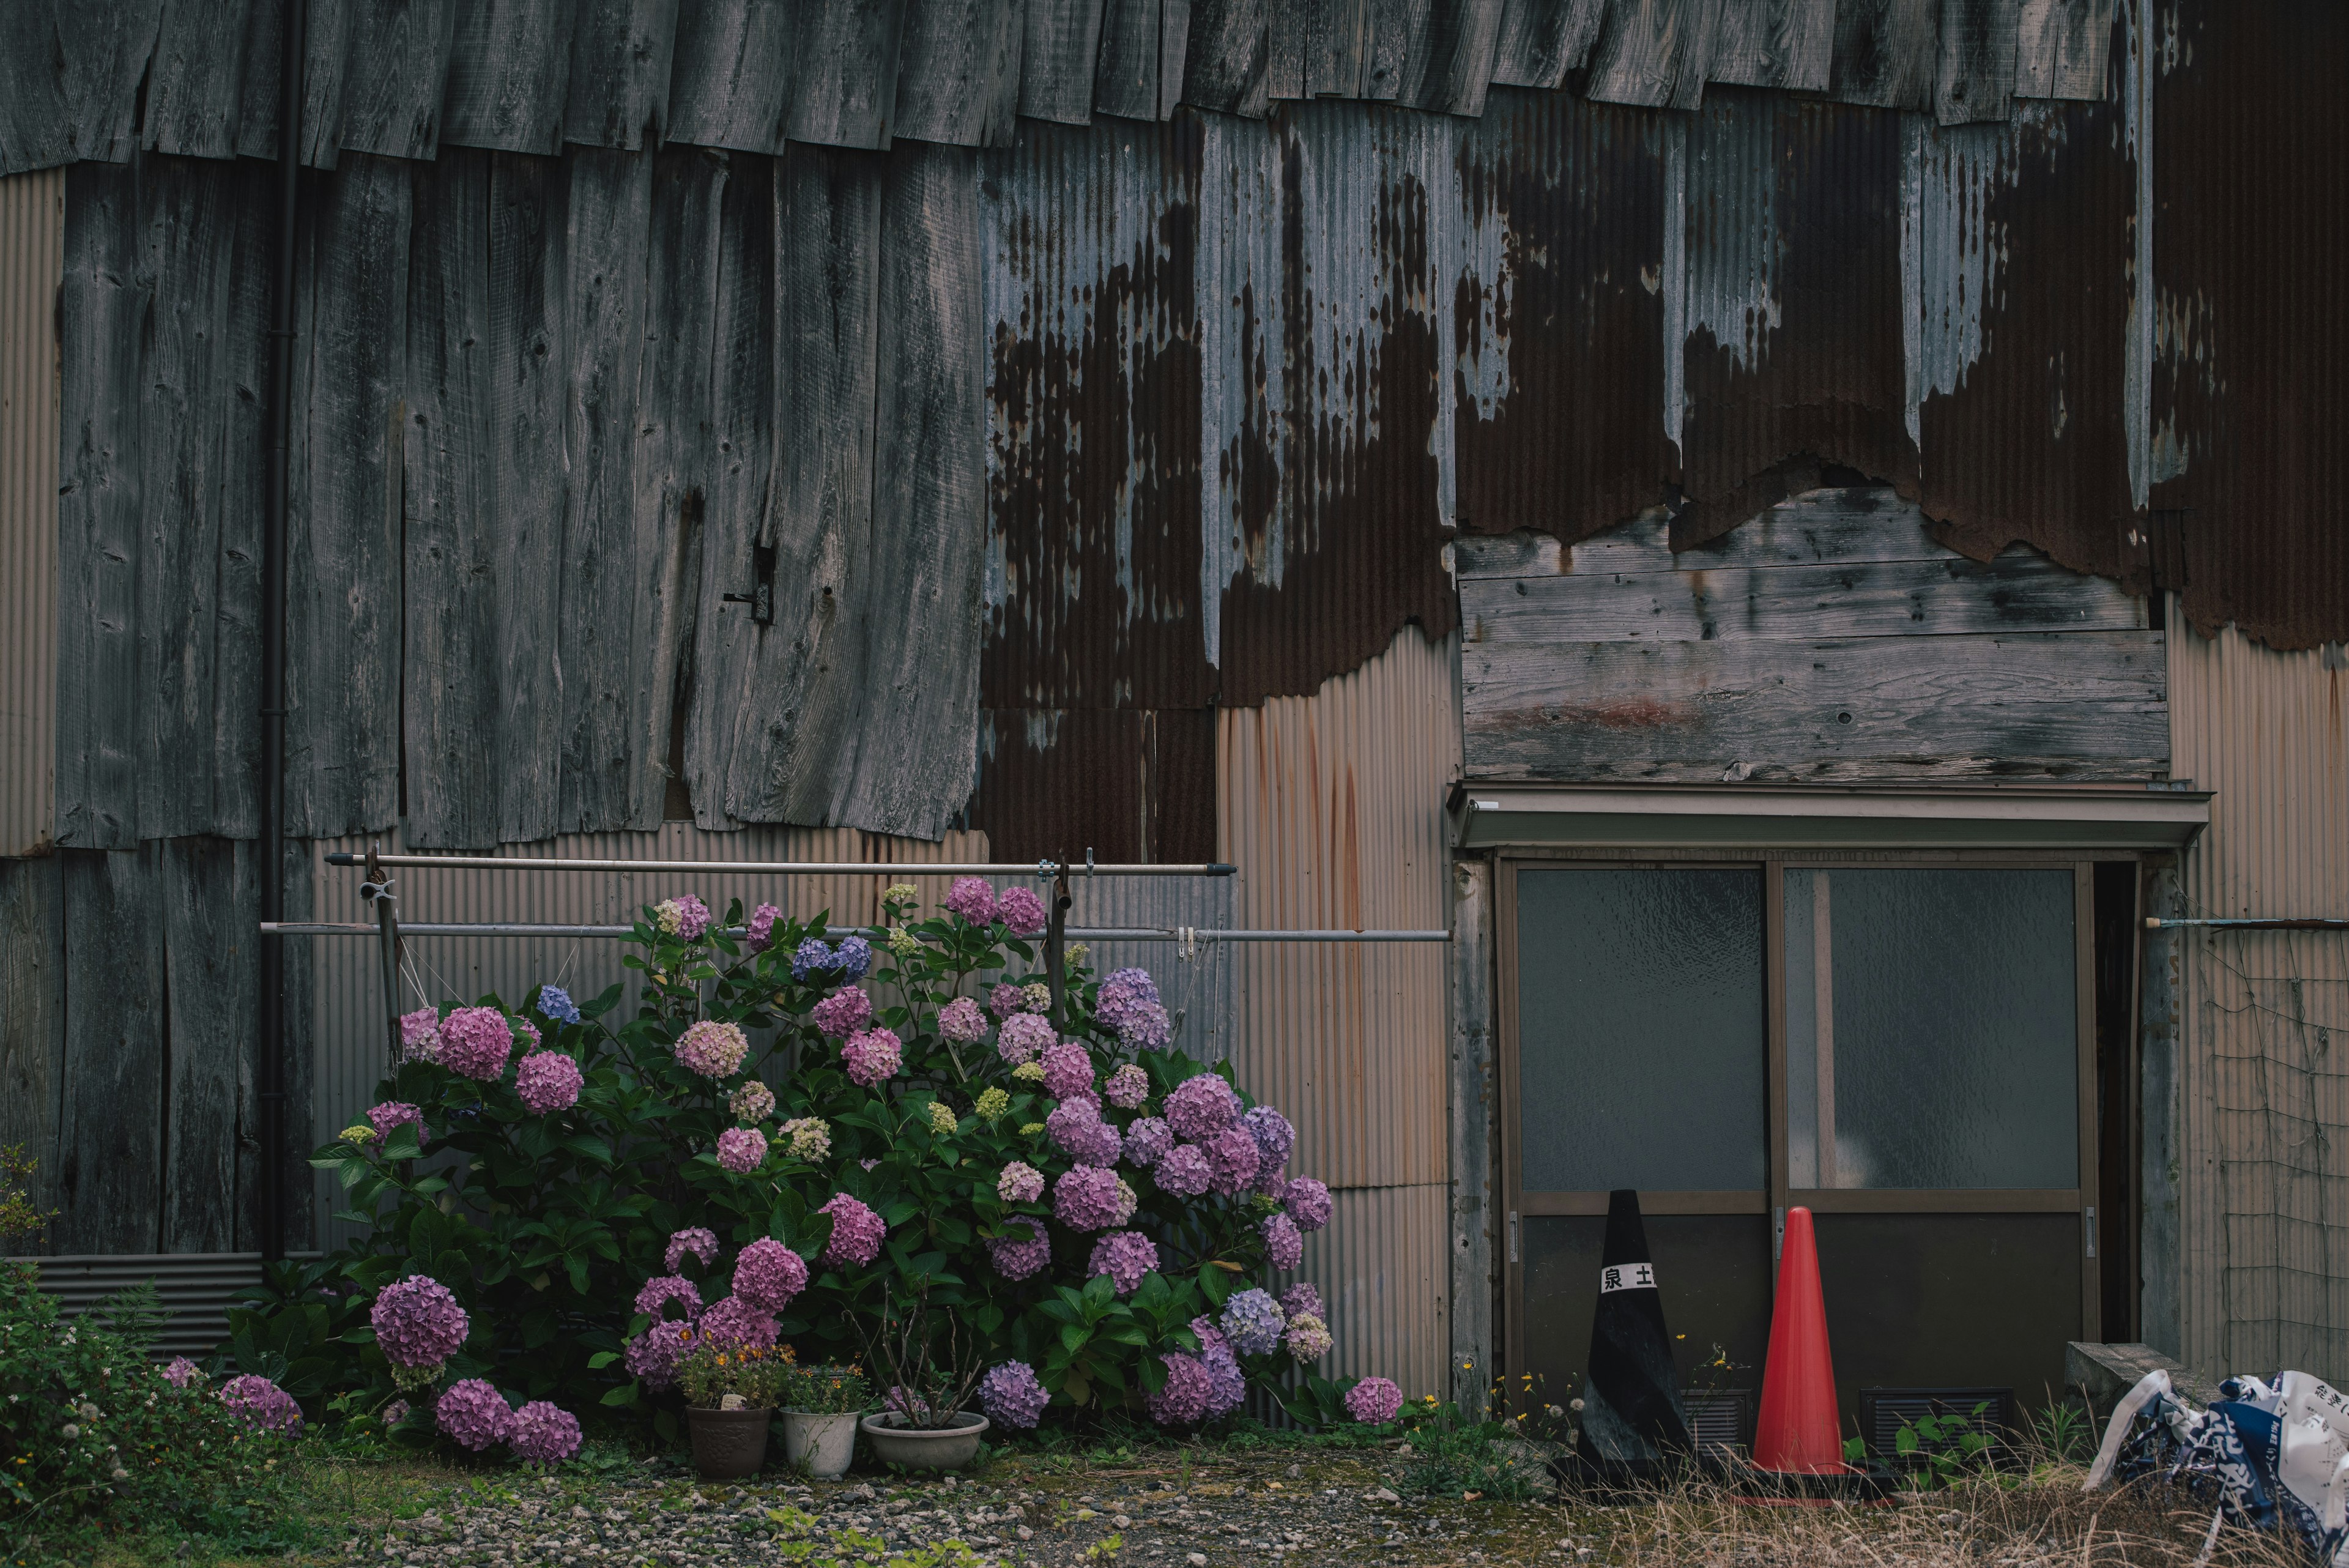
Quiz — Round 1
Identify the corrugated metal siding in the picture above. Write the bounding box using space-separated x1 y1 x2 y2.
1221 625 1457 1397
0 169 60 858
2168 615 2349 1378
29 1253 318 1359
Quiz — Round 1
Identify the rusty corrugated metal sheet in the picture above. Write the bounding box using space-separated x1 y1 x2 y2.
0 169 61 858
968 707 1217 863
1452 88 1675 543
1302 1183 1452 1398
2150 3 2349 649
33 1253 316 1358
2167 618 2349 1378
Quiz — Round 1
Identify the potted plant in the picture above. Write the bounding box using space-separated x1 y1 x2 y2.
679 1339 789 1479
856 1288 991 1470
779 1364 870 1479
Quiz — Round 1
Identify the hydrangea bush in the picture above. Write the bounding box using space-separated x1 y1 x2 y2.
299 879 1359 1444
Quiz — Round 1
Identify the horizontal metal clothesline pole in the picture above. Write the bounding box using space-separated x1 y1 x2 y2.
2146 917 2349 931
262 923 1449 942
324 853 1233 877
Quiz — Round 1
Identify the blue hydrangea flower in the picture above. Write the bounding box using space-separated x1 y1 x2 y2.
536 985 582 1025
790 938 837 982
1220 1287 1286 1357
833 935 872 980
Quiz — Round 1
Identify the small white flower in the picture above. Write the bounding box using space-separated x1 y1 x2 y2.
110 1466 129 1481
79 1400 100 1419
61 1423 79 1439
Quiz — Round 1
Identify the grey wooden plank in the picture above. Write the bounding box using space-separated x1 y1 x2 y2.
284 154 410 839
565 0 683 149
55 847 165 1254
0 856 65 1253
1021 0 1106 122
239 835 313 1250
0 9 72 176
440 0 577 154
146 0 260 158
669 0 794 151
845 140 983 836
1094 0 1187 119
59 1 165 164
1264 0 1304 97
554 147 656 832
896 0 1022 145
56 162 147 850
1446 855 1496 1412
1463 552 2145 644
1488 0 1604 88
716 145 885 825
1297 0 1368 96
486 151 570 843
137 157 270 842
1461 629 2169 783
1829 0 1936 109
1181 0 1268 115
1361 0 1423 100
234 0 288 160
2012 0 2106 100
1934 0 2016 123
401 149 503 848
299 0 358 167
1406 0 1505 113
1585 0 1723 109
160 837 251 1254
1708 0 1832 89
338 0 462 158
681 148 774 828
787 0 907 149
1453 491 1992 578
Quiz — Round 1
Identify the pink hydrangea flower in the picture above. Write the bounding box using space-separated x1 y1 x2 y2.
812 986 874 1038
937 995 989 1043
746 902 781 952
840 1028 902 1087
1285 1176 1334 1232
716 1126 767 1173
1148 1354 1213 1425
1285 1313 1332 1363
998 886 1048 937
987 1219 1050 1280
664 1227 719 1273
1039 1041 1094 1099
398 1007 441 1063
1280 1282 1324 1321
1122 1117 1173 1167
1153 1144 1211 1197
514 1019 541 1050
623 1320 694 1390
674 1019 749 1079
371 1275 469 1370
988 982 1030 1019
634 1276 703 1321
514 1051 583 1114
435 1378 514 1451
697 1294 779 1350
366 1101 426 1148
1204 1125 1261 1195
818 1193 886 1268
508 1400 582 1463
1261 1212 1304 1271
997 1013 1054 1066
162 1356 202 1388
944 877 1000 926
1088 1230 1159 1295
220 1374 303 1436
1163 1073 1241 1140
1345 1376 1404 1424
437 1006 515 1080
732 1238 808 1311
730 1080 776 1123
670 894 713 940
998 1161 1045 1203
1053 1167 1135 1231
1104 1064 1150 1109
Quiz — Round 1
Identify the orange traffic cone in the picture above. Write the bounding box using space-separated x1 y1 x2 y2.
1753 1206 1853 1474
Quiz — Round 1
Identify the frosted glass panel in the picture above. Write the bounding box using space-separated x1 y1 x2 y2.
1784 869 2077 1189
1516 868 1766 1192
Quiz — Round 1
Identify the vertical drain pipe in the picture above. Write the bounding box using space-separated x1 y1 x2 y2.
257 1 306 1263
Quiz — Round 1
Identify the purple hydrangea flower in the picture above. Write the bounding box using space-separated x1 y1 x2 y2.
1052 1166 1135 1232
812 986 874 1038
1152 1143 1211 1197
937 995 989 1043
674 1019 749 1079
1242 1105 1295 1168
833 935 872 979
1047 1099 1119 1167
1203 1126 1261 1195
944 877 1000 926
1093 969 1160 1031
730 1080 776 1123
399 1005 442 1058
1122 1117 1173 1167
998 886 1048 937
790 937 837 981
1088 1230 1159 1296
989 981 1031 1019
746 902 781 953
1104 1064 1150 1109
220 1374 303 1436
371 1275 470 1370
635 1276 703 1321
1147 1354 1213 1426
979 1361 1049 1430
997 1013 1055 1066
987 1219 1051 1280
382 1399 410 1428
623 1320 694 1391
664 1227 719 1273
1345 1376 1404 1425
1261 1212 1304 1271
1163 1073 1241 1141
438 1007 515 1080
1285 1313 1333 1362
731 1238 808 1311
716 1126 768 1173
1040 1041 1094 1100
367 1101 427 1148
514 1018 541 1051
1115 1000 1173 1049
514 1051 584 1114
536 986 582 1025
436 1378 515 1451
508 1401 582 1463
697 1295 779 1350
1285 1176 1334 1233
1280 1282 1324 1322
1189 1318 1247 1417
998 1161 1045 1203
840 1028 902 1087
162 1356 202 1389
1220 1288 1286 1356
818 1193 886 1267
672 894 714 940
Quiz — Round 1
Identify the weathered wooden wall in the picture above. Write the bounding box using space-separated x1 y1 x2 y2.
1457 486 2167 782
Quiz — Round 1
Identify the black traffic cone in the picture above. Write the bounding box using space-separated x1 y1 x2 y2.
1575 1188 1693 1473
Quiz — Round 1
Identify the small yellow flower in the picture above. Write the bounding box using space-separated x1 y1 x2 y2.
1064 943 1089 966
1012 1061 1047 1084
974 1087 1010 1121
928 1099 958 1135
883 882 918 904
1019 1122 1045 1137
338 1126 376 1146
887 926 920 959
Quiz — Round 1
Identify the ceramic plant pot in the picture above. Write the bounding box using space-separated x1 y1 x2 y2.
858 1410 990 1471
781 1409 862 1479
687 1405 772 1479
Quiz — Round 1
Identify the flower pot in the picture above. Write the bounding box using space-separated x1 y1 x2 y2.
859 1410 990 1471
687 1405 772 1479
781 1409 862 1479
